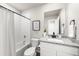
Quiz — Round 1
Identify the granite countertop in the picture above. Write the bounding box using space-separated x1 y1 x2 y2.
39 37 79 48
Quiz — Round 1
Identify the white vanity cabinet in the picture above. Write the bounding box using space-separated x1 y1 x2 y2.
40 42 79 56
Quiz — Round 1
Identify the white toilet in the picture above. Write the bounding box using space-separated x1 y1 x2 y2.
24 38 39 56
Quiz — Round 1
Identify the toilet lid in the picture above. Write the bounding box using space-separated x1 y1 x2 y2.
24 47 36 56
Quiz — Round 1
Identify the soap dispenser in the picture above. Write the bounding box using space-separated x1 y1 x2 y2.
43 29 47 37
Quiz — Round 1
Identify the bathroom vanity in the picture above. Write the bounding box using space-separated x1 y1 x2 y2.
39 37 79 56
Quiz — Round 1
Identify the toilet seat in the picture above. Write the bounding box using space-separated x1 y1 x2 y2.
24 47 36 56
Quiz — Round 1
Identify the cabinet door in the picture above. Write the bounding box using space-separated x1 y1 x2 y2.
40 42 57 56
56 45 79 56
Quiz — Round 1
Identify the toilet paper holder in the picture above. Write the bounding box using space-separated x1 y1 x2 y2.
24 35 26 38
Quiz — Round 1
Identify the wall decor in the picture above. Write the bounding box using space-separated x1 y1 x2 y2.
32 20 40 31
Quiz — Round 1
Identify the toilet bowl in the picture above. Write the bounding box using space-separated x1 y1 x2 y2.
24 47 36 56
24 38 39 56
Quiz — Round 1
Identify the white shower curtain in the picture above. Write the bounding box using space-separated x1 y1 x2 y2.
0 7 16 56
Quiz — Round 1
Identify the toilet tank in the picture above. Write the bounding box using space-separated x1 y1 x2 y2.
31 38 39 47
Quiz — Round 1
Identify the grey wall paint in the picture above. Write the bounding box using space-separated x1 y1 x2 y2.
22 3 68 39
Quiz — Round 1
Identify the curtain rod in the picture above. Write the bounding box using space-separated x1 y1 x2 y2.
0 5 31 20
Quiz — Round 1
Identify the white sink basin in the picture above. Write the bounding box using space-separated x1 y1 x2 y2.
47 38 64 43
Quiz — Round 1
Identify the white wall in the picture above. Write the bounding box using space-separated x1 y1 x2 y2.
22 3 67 39
66 4 79 40
59 8 68 36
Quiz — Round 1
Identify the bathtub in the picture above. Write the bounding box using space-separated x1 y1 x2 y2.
16 41 31 56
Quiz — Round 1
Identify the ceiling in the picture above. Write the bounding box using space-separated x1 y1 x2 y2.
44 9 61 17
7 3 46 12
